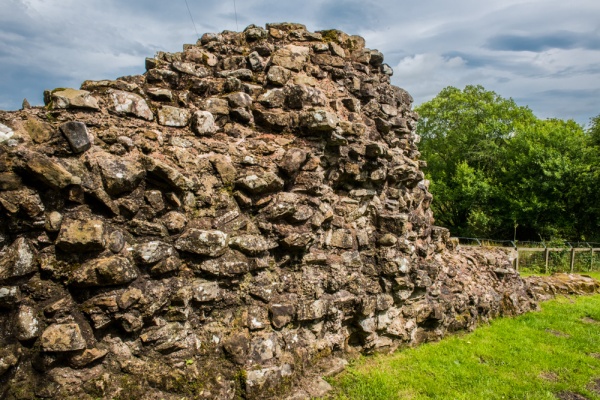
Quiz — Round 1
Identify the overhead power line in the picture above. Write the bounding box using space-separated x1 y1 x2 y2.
233 0 239 31
184 0 200 40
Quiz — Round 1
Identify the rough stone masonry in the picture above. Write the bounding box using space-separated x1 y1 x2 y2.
0 23 597 399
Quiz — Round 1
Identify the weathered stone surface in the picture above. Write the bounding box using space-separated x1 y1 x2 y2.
278 148 308 175
229 234 276 256
15 304 41 341
203 97 230 115
270 302 295 329
146 87 173 101
20 151 81 189
0 286 20 308
40 323 86 352
141 155 194 190
253 108 291 131
172 61 209 77
0 238 36 281
199 249 249 276
192 279 220 302
191 110 217 135
70 256 138 287
210 154 237 186
161 211 188 233
300 109 338 132
97 154 145 195
175 229 229 257
157 106 191 127
226 91 253 108
0 123 14 143
59 121 91 153
248 51 266 71
246 364 293 397
0 345 19 376
109 90 154 120
56 219 105 252
69 348 108 368
51 88 99 110
329 229 354 249
236 172 284 194
132 241 176 265
258 88 286 108
271 45 310 71
267 66 292 86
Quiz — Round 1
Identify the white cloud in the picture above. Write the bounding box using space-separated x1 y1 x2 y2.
0 0 599 123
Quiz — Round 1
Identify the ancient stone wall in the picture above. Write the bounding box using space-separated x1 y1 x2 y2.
0 23 537 399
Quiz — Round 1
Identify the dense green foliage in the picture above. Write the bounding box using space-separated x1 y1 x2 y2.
415 85 600 241
330 294 600 399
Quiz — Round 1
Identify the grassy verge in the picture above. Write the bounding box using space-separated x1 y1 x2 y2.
329 295 600 399
519 271 600 281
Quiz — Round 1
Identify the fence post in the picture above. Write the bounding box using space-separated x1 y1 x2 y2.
544 248 549 274
515 249 519 271
591 248 594 271
570 248 575 273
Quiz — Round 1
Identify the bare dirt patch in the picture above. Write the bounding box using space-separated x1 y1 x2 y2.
582 317 599 324
546 328 571 338
555 391 590 400
539 371 559 382
587 378 600 395
589 353 600 360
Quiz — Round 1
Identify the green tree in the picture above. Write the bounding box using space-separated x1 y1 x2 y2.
416 85 593 241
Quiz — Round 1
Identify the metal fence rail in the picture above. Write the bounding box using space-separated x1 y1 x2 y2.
454 237 600 273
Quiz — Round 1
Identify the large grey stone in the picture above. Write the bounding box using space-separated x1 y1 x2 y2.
271 45 309 71
15 304 41 341
300 109 338 132
278 148 308 174
191 110 217 136
70 256 138 287
109 90 154 121
51 88 99 110
40 323 86 352
226 92 253 108
0 238 36 281
172 61 210 77
157 106 191 127
175 229 229 257
235 172 284 194
266 66 292 86
21 151 81 189
199 249 249 277
246 364 293 398
56 218 105 252
59 121 91 153
133 241 176 265
192 279 220 302
229 234 276 256
97 155 145 196
0 123 14 143
258 88 286 108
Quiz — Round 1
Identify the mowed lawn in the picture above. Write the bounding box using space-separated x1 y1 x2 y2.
329 293 600 400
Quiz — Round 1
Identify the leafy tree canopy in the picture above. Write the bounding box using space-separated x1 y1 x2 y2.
416 85 598 242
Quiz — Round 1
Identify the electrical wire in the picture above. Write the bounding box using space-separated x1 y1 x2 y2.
233 0 239 31
184 0 200 40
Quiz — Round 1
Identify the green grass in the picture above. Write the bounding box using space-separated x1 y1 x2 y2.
329 295 600 399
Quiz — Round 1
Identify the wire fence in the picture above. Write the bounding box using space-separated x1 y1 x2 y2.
453 237 600 274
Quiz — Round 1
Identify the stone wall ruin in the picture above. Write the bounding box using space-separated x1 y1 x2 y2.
0 23 553 399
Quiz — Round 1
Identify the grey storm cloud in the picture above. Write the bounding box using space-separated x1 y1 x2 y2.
487 31 600 52
0 0 599 125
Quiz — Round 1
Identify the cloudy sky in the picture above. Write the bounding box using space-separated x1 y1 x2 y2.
1 0 599 125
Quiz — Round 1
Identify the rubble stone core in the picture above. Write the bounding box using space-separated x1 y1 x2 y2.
0 22 569 399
